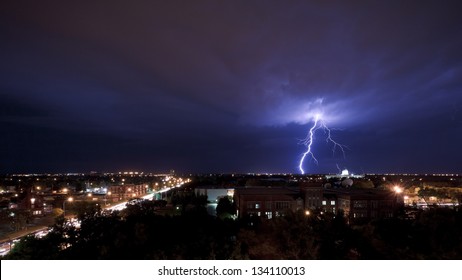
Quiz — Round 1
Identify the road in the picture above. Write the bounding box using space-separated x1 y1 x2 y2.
0 227 48 257
0 187 175 257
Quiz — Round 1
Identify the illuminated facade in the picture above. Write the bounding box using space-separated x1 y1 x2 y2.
107 184 147 202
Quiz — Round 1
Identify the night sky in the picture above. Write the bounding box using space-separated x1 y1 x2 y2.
1 1 462 174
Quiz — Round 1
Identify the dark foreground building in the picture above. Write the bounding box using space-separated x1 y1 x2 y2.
234 187 304 219
235 185 403 223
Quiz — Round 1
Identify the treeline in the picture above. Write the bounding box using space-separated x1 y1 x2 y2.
4 201 462 259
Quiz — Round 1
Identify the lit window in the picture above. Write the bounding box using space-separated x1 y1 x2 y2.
322 200 327 205
330 201 335 205
255 203 260 209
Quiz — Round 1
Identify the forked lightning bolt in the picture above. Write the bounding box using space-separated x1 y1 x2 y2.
299 114 346 174
299 115 320 174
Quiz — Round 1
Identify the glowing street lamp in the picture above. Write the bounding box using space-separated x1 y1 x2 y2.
105 191 112 206
63 197 73 218
393 185 404 204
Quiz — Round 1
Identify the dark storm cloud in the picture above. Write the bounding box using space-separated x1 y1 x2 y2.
1 0 462 173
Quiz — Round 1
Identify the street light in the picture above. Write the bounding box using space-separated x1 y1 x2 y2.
105 191 112 206
393 185 404 206
63 197 73 218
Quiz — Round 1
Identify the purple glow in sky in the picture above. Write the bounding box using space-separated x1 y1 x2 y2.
1 1 462 174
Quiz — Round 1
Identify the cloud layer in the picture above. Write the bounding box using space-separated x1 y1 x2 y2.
1 1 462 173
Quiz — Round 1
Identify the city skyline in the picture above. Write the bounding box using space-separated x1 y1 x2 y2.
1 1 462 174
